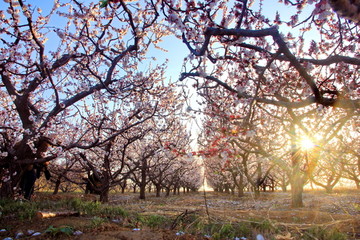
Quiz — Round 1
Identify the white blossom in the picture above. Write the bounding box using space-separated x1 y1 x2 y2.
28 115 35 122
24 128 32 135
198 67 207 77
0 152 8 157
318 10 332 20
246 130 256 138
236 85 244 94
220 151 228 159
2 176 10 183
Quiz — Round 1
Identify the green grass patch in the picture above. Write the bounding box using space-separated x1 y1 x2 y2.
61 198 128 218
212 223 235 240
141 214 168 229
184 219 253 240
90 216 108 228
302 226 347 240
0 199 38 220
249 218 278 233
0 198 128 221
183 217 279 240
45 225 74 237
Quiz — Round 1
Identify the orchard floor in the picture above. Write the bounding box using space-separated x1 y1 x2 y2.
1 189 360 239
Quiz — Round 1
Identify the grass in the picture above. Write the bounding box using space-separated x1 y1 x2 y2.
90 216 108 227
212 223 236 240
63 198 128 218
249 218 278 234
138 214 168 229
185 219 347 240
0 197 128 220
0 193 354 240
0 199 38 220
302 226 347 240
45 225 74 237
184 218 264 240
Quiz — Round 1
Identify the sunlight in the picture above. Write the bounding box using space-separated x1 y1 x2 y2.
299 136 315 150
199 177 214 192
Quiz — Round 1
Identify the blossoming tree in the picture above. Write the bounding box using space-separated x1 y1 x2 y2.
165 0 359 207
0 0 170 199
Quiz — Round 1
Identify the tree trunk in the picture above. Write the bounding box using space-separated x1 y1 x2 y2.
0 181 14 199
325 185 333 194
139 183 146 200
52 178 61 195
255 163 262 198
354 179 360 189
290 123 304 208
100 187 109 203
224 184 230 194
237 174 245 197
237 183 244 197
165 187 170 196
120 180 127 193
254 186 260 199
139 158 147 200
290 161 305 207
0 166 23 199
290 175 304 208
280 174 288 192
270 178 275 192
155 185 161 197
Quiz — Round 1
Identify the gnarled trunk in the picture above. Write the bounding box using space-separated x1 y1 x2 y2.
155 184 161 197
291 173 304 208
100 187 109 203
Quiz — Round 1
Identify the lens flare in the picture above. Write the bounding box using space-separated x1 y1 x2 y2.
300 137 315 150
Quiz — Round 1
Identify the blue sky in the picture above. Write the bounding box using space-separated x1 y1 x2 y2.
0 0 320 150
0 0 316 82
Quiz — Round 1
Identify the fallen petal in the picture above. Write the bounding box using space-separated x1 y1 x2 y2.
73 230 83 236
15 232 24 239
256 234 265 240
176 231 185 236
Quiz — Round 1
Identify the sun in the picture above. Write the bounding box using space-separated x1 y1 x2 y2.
299 136 315 150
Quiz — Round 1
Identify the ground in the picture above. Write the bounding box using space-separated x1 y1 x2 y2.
1 189 360 239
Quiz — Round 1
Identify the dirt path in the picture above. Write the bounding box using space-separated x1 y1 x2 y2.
118 191 360 237
1 190 360 239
